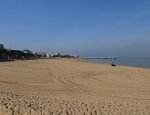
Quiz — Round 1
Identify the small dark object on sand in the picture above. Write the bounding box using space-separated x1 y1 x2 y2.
111 63 116 67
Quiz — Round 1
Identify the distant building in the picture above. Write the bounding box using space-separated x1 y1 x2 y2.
0 44 4 49
49 53 54 57
36 52 46 57
46 53 50 58
53 53 59 56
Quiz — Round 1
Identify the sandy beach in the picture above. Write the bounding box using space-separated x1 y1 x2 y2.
0 59 150 115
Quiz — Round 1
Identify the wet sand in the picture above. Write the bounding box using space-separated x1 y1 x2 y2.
0 59 150 115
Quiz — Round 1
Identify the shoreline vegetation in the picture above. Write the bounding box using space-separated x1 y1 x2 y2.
0 44 78 62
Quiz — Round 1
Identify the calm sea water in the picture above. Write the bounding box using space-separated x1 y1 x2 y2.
82 58 150 69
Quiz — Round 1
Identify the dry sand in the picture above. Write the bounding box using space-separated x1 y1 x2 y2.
0 59 150 115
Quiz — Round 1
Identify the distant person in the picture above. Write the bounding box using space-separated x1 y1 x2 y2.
111 63 116 67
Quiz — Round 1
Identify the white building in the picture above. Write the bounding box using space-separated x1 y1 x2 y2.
46 53 50 58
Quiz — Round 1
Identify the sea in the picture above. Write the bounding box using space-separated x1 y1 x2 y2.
82 57 150 69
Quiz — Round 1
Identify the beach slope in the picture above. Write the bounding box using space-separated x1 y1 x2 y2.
0 59 150 115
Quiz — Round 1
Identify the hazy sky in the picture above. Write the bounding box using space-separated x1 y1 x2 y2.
0 0 150 57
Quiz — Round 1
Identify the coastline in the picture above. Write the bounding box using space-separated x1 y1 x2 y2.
81 58 150 69
0 59 150 114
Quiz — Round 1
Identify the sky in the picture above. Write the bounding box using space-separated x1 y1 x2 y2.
0 0 150 57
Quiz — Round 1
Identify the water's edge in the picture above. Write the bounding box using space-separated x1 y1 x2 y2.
81 58 150 69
